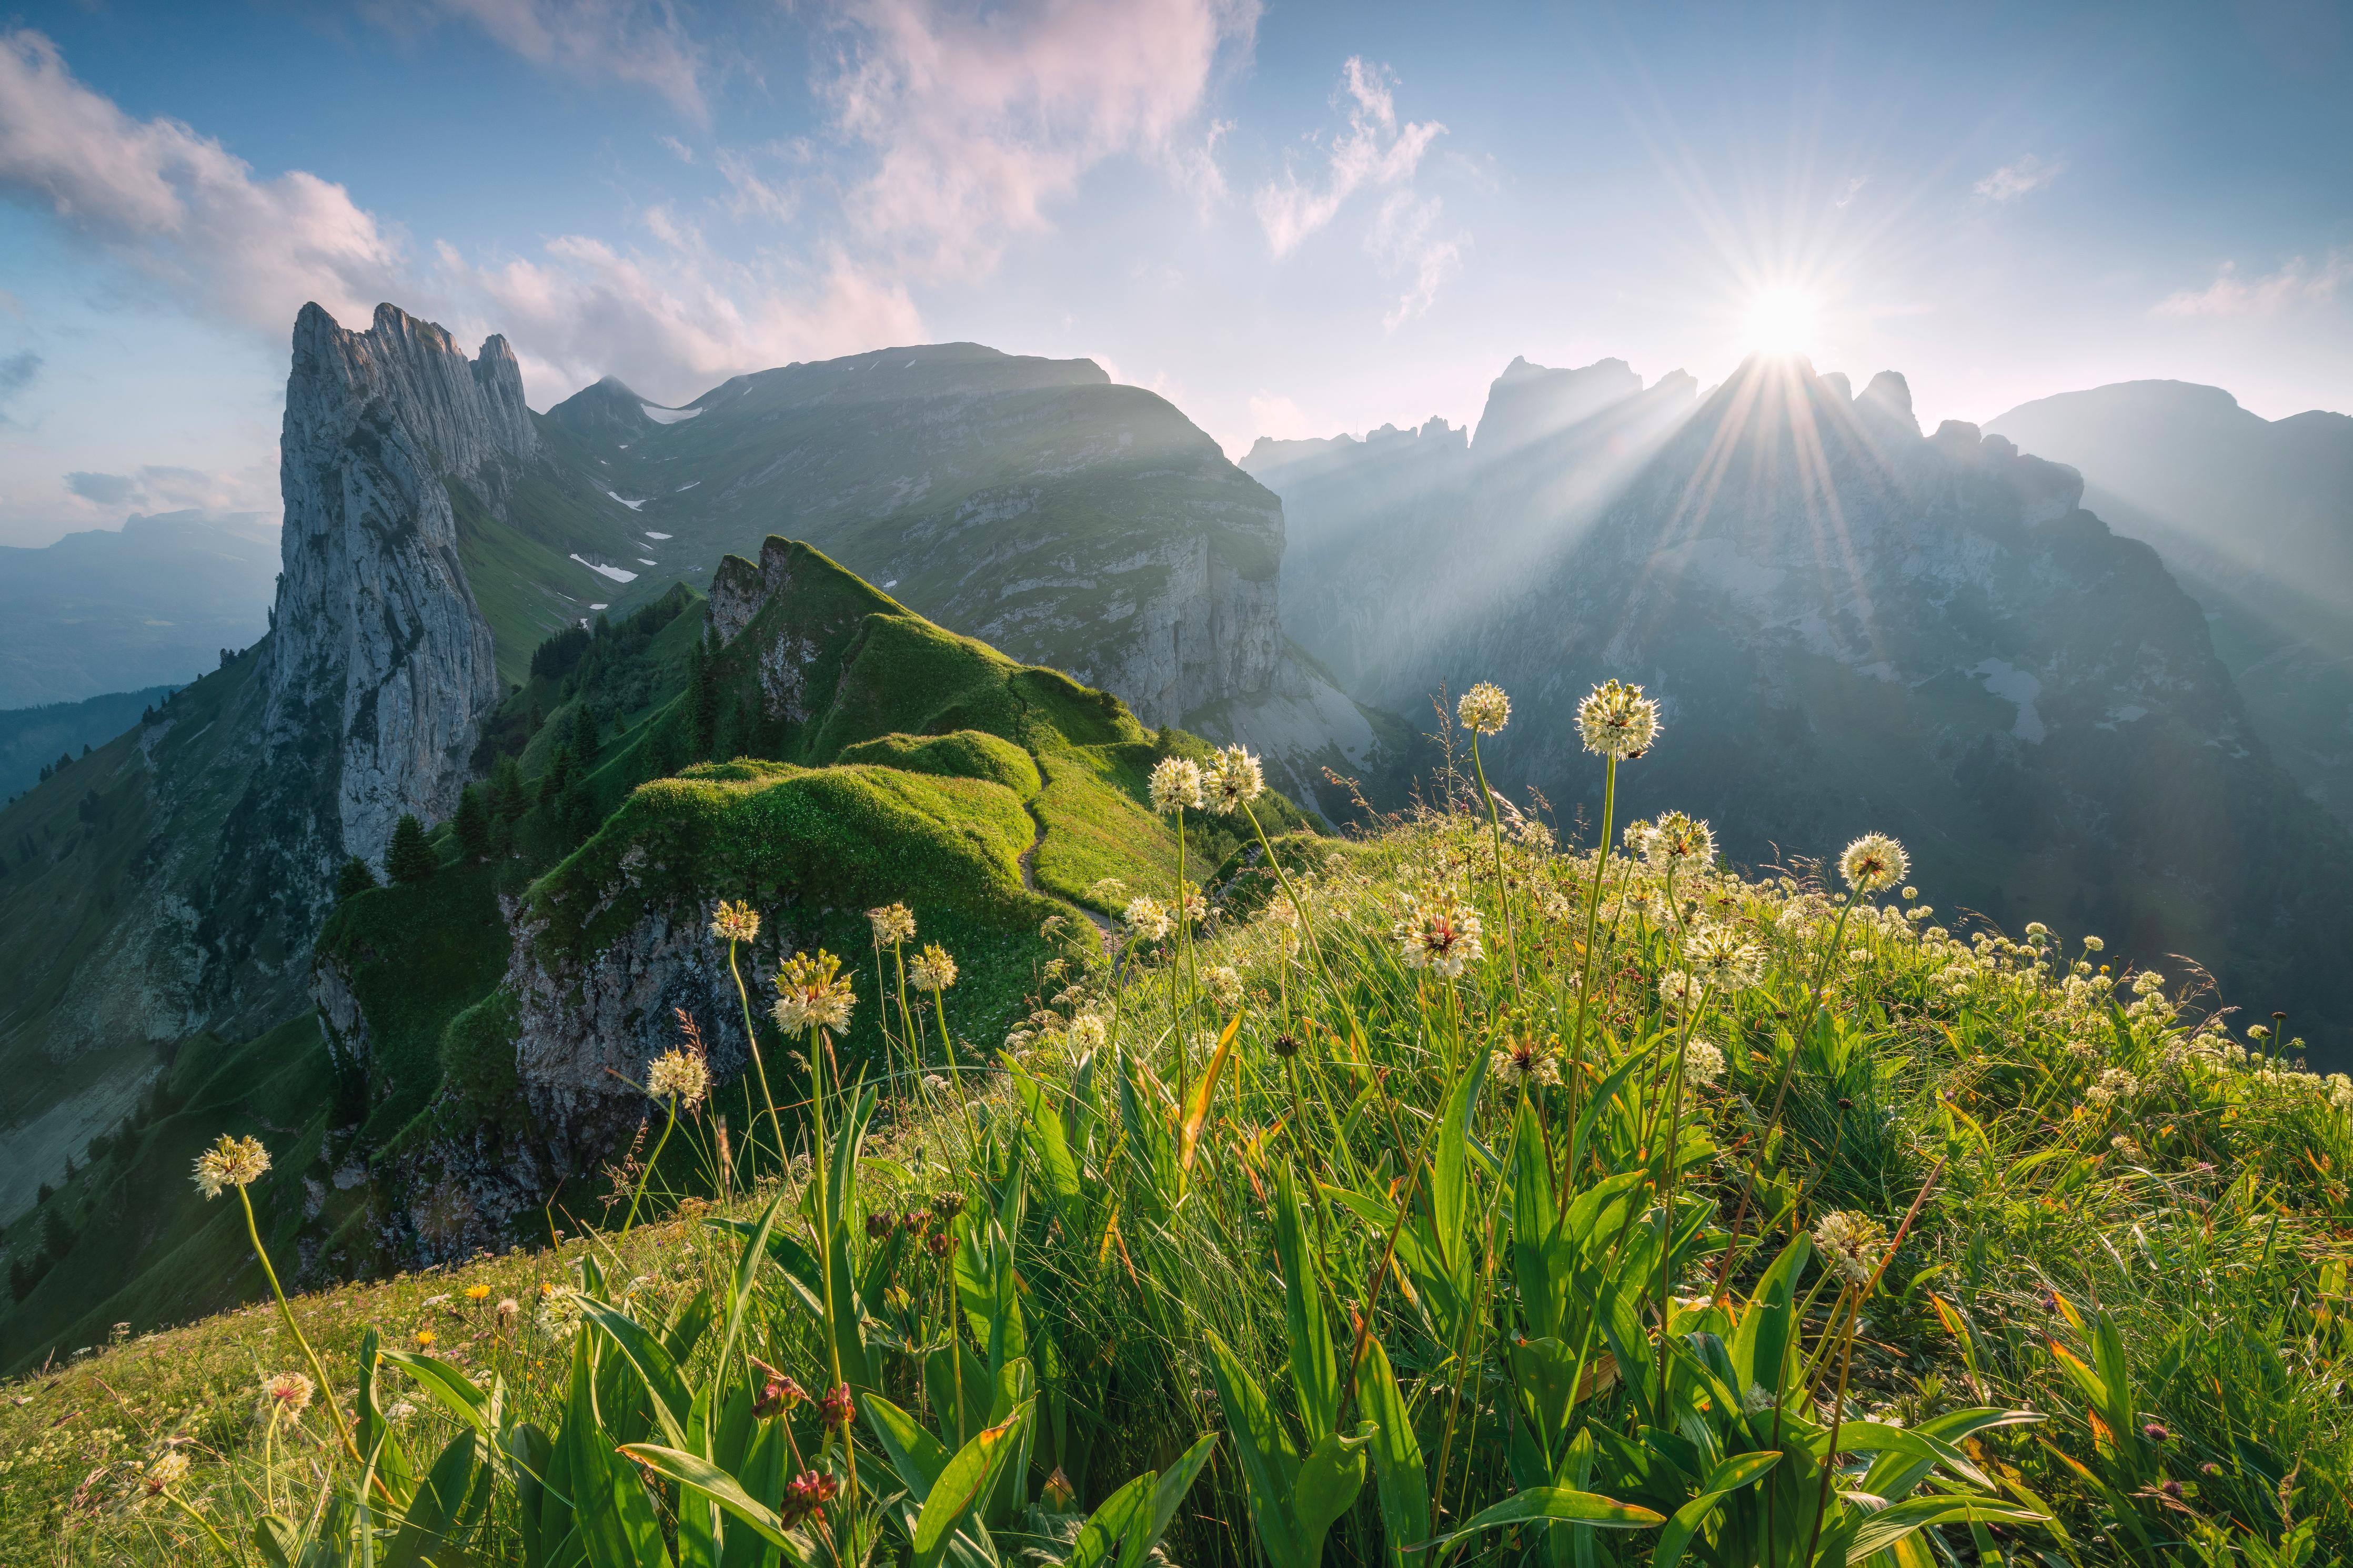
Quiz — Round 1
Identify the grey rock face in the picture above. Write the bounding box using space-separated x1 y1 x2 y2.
263 302 521 866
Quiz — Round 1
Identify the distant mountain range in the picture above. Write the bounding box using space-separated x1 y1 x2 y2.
1986 381 2353 823
0 510 277 709
0 687 175 803
1246 355 2353 1066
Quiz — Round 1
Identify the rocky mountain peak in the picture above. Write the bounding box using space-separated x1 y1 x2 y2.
255 301 509 878
1860 369 1918 434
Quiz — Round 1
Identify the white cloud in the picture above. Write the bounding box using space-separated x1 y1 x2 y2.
400 0 713 123
1974 154 2063 202
0 29 919 412
2154 251 2351 317
63 460 273 517
1246 391 1313 443
1254 58 1461 327
820 0 1259 278
0 29 406 333
437 236 921 404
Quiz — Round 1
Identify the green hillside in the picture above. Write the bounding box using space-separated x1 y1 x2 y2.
0 542 1304 1370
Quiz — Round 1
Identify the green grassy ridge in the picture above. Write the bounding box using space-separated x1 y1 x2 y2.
0 1013 349 1376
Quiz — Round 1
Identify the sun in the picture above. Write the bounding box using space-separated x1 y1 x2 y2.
1740 287 1821 357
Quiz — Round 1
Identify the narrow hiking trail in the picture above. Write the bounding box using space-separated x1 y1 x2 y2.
1018 796 1118 951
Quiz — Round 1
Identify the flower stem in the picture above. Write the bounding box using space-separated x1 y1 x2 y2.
729 938 787 1174
1470 733 1521 993
236 1187 357 1463
621 1097 677 1236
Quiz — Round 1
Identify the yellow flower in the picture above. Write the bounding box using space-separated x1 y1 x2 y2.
414 1329 436 1348
464 1284 491 1302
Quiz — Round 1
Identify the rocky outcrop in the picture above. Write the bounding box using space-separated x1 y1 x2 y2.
263 302 519 866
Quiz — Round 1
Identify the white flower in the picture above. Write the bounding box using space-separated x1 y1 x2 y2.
922 1073 950 1094
1646 811 1713 872
1684 924 1764 992
710 899 762 944
2086 1067 2139 1106
1394 896 1484 979
867 903 916 946
908 944 958 993
1838 834 1908 894
771 950 855 1035
1069 1014 1109 1053
645 1049 710 1109
1203 745 1265 814
1124 895 1173 942
1203 966 1244 1011
1490 1043 1561 1087
1657 970 1703 1011
1457 682 1511 736
1812 1210 1889 1288
1148 756 1204 815
193 1134 269 1199
1577 680 1660 759
1681 1038 1726 1088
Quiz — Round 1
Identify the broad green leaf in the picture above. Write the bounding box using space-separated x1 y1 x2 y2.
1275 1164 1339 1440
577 1297 696 1454
1067 1474 1152 1568
716 1181 791 1375
1848 1496 2048 1557
1294 1423 1375 1546
375 1347 492 1433
1133 1434 1220 1568
1422 1486 1664 1550
1652 1451 1780 1568
619 1443 797 1551
384 1428 485 1568
1354 1337 1429 1567
1204 1330 1304 1568
1431 1054 1487 1273
913 1405 1030 1566
252 1515 301 1567
864 1393 954 1500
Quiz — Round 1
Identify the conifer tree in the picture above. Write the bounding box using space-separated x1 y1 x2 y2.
539 745 576 809
335 856 378 902
385 814 437 885
454 783 492 862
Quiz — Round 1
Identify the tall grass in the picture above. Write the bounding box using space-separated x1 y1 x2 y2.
10 682 2352 1567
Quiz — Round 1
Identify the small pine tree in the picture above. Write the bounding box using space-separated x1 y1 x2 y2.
385 814 437 885
539 745 576 809
491 755 528 822
335 855 378 902
689 629 720 755
572 705 600 765
454 783 493 862
560 783 600 846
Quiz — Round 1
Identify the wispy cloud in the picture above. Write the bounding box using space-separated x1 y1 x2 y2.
0 28 920 407
0 29 405 333
819 0 1259 279
63 461 272 516
0 349 37 424
1974 154 2063 201
2154 251 2351 317
394 0 715 124
1254 58 1461 328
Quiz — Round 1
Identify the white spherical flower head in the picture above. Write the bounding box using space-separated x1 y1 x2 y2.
263 1371 315 1415
1838 833 1908 895
1811 1210 1889 1288
1203 965 1245 1012
1393 896 1484 979
908 943 959 993
1490 1040 1561 1087
193 1133 271 1199
771 950 856 1035
1646 811 1714 872
1457 682 1511 737
1681 1038 1726 1088
710 899 762 945
1203 745 1265 815
1684 924 1765 992
1656 970 1703 1011
1577 680 1660 760
1123 895 1173 942
645 1049 711 1109
1069 1013 1109 1053
1147 756 1204 816
867 903 916 947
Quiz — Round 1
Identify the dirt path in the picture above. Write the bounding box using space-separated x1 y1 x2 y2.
1019 797 1117 952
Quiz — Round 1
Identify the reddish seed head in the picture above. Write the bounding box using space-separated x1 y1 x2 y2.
753 1375 808 1419
780 1470 841 1522
817 1383 855 1428
2144 1422 2169 1442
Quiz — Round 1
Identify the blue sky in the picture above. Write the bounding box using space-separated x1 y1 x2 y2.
1 0 2347 546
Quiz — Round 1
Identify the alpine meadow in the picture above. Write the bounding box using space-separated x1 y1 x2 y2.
3 7 2352 1567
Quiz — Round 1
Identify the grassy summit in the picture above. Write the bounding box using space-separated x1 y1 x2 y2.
4 677 2346 1564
